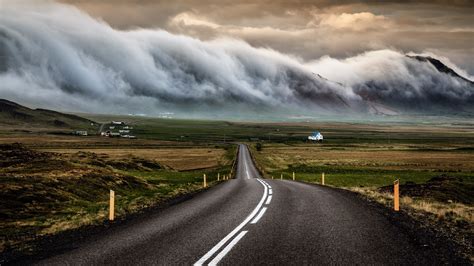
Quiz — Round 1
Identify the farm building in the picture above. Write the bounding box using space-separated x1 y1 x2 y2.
308 131 323 142
100 131 120 137
73 130 88 136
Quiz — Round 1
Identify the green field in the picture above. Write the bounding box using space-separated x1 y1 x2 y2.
1 112 473 255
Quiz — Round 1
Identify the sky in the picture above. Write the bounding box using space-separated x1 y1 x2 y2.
0 0 473 118
59 0 474 74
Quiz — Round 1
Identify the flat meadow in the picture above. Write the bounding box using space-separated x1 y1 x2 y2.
1 114 473 257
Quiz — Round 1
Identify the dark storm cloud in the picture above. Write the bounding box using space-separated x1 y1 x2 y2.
0 1 473 117
57 0 474 74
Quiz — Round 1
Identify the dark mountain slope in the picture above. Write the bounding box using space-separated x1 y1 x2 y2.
0 99 95 128
407 55 473 84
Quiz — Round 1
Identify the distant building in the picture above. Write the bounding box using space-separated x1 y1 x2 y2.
112 121 125 125
101 131 120 137
308 131 323 142
73 130 88 136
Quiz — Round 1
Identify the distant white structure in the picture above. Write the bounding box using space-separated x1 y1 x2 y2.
112 121 125 125
73 130 88 136
308 131 323 142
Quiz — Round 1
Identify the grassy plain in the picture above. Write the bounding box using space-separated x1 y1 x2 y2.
246 121 474 252
1 113 473 259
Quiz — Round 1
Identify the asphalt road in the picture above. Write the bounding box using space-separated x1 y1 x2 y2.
36 144 455 265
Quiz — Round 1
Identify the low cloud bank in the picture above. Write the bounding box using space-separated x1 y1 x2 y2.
0 1 472 117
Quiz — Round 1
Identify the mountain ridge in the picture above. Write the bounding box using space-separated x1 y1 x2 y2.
0 99 95 129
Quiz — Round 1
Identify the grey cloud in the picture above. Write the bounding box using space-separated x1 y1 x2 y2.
0 1 473 118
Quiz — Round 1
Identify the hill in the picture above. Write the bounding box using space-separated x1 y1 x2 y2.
0 99 95 129
407 55 473 84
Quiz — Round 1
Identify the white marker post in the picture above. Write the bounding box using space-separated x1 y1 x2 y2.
203 174 207 188
109 190 115 221
281 174 283 180
322 172 325 185
293 172 295 181
218 173 220 181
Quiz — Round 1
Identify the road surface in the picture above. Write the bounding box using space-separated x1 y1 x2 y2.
36 144 453 265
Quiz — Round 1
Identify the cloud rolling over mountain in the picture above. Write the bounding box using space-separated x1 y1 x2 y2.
0 1 473 118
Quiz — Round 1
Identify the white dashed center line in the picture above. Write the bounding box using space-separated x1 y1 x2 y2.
250 207 268 224
265 195 272 205
208 231 248 266
195 178 271 265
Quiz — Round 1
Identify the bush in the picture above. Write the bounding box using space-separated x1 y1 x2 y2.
256 142 263 151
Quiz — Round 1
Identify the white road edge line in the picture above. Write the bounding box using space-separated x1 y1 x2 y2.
250 207 268 224
208 231 248 266
194 179 268 265
265 195 272 205
269 189 273 195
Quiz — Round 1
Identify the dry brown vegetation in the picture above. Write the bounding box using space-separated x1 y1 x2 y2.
255 143 474 172
41 148 227 171
351 185 473 261
0 141 234 255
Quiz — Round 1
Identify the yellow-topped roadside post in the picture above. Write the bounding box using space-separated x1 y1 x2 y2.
109 190 115 221
293 172 295 181
322 172 325 185
394 179 400 211
203 174 207 188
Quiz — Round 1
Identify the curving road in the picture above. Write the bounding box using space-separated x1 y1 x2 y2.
36 144 455 265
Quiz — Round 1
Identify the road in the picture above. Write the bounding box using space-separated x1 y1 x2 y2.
37 144 452 265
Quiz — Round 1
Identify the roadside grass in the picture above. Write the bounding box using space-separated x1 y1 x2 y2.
350 187 473 235
249 140 473 260
0 144 236 255
269 167 472 187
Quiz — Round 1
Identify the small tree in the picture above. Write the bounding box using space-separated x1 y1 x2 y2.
256 142 262 151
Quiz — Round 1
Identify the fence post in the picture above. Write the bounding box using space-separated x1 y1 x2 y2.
203 174 207 188
394 179 399 211
322 172 325 185
109 190 115 221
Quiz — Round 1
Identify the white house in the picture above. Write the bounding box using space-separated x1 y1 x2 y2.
308 131 323 142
